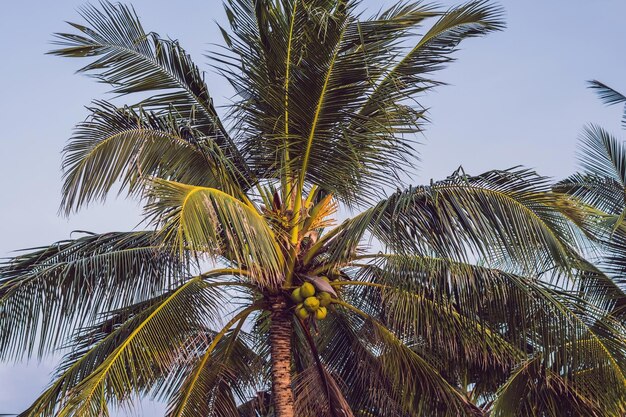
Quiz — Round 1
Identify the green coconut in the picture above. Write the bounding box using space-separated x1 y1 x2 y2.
317 292 332 307
290 288 303 303
315 306 328 320
304 296 320 312
300 282 316 298
295 304 309 319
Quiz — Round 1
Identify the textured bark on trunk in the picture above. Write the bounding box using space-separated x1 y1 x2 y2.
269 295 295 417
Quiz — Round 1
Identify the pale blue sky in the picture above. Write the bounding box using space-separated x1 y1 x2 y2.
1 0 625 415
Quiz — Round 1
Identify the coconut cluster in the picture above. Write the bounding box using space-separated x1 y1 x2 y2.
291 282 332 320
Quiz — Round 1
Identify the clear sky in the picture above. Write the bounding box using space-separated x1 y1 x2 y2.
1 0 626 415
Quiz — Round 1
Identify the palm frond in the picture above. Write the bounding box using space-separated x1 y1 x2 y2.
352 255 522 375
554 173 625 216
369 167 581 274
50 1 248 173
575 125 626 188
562 255 626 321
292 315 355 417
20 278 227 417
303 206 380 272
316 312 409 416
293 364 354 417
350 254 626 413
553 125 626 310
61 101 247 214
492 350 626 417
166 305 260 417
365 0 505 103
334 301 483 416
589 80 626 107
220 0 503 203
0 231 184 360
145 179 284 284
588 80 626 129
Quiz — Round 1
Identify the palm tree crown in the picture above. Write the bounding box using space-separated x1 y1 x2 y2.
1 1 625 416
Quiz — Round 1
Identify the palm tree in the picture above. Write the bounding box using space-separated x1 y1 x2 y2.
1 1 625 416
555 82 626 317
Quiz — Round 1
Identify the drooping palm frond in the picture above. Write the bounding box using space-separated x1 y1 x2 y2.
571 259 626 321
315 311 409 416
306 167 583 276
589 80 626 107
492 322 626 417
367 167 581 274
554 173 624 217
338 254 626 415
576 125 626 189
0 231 185 360
20 278 228 417
351 255 522 374
20 295 172 417
589 80 626 129
553 125 626 307
145 179 284 284
50 1 222 137
332 301 484 417
49 1 249 178
492 355 604 417
61 101 248 214
289 314 356 417
554 126 626 242
165 306 262 417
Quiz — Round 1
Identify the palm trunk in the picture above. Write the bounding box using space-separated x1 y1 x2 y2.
269 295 295 417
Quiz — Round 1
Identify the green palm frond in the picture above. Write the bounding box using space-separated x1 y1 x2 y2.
165 305 260 417
356 0 504 134
492 348 626 417
50 2 225 140
554 173 624 217
220 0 503 203
350 255 626 414
554 125 626 303
589 80 626 129
351 256 522 373
554 126 626 258
0 231 184 360
370 167 581 274
302 207 379 271
600 233 626 281
554 126 626 228
61 101 247 214
316 312 408 416
569 259 626 321
334 301 483 417
21 278 228 417
291 314 356 417
576 125 626 188
20 295 171 417
589 80 626 107
367 0 505 94
145 179 284 284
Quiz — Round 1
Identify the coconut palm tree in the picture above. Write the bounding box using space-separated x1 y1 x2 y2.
1 1 625 416
555 82 626 317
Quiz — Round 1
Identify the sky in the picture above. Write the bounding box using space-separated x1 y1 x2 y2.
1 0 626 414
